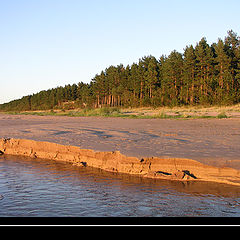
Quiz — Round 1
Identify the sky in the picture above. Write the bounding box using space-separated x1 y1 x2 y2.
0 0 240 104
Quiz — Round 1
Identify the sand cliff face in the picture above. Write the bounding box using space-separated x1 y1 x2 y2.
1 138 240 186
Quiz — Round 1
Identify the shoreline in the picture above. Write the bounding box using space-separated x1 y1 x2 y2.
1 138 240 187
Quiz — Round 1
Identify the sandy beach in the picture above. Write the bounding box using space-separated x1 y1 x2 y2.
0 114 240 170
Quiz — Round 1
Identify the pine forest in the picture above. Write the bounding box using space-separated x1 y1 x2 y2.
1 30 240 112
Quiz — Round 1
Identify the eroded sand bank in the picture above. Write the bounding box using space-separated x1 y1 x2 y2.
1 138 240 186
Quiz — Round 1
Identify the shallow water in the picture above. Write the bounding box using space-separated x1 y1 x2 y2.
0 155 240 218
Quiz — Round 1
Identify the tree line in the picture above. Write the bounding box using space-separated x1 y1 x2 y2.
1 30 240 112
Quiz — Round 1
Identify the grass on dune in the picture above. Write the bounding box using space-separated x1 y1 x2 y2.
1 105 234 120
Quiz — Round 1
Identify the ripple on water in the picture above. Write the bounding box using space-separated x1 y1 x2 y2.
0 155 240 218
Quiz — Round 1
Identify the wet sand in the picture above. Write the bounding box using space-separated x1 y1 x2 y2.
0 114 240 169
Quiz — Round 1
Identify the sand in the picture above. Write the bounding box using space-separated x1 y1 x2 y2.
0 114 240 168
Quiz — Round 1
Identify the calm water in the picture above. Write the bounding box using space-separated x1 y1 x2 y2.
1 155 240 218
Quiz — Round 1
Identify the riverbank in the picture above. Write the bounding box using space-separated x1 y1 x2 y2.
1 138 240 186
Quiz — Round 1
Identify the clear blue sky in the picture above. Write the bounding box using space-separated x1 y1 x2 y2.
0 0 239 104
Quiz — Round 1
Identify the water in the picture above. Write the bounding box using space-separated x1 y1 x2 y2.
1 155 240 218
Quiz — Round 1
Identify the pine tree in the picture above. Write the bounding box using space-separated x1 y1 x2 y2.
183 45 197 104
129 63 141 106
143 56 159 101
163 50 183 106
195 38 213 104
225 30 240 92
214 38 232 103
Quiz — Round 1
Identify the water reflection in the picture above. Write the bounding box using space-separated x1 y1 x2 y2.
0 155 240 217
